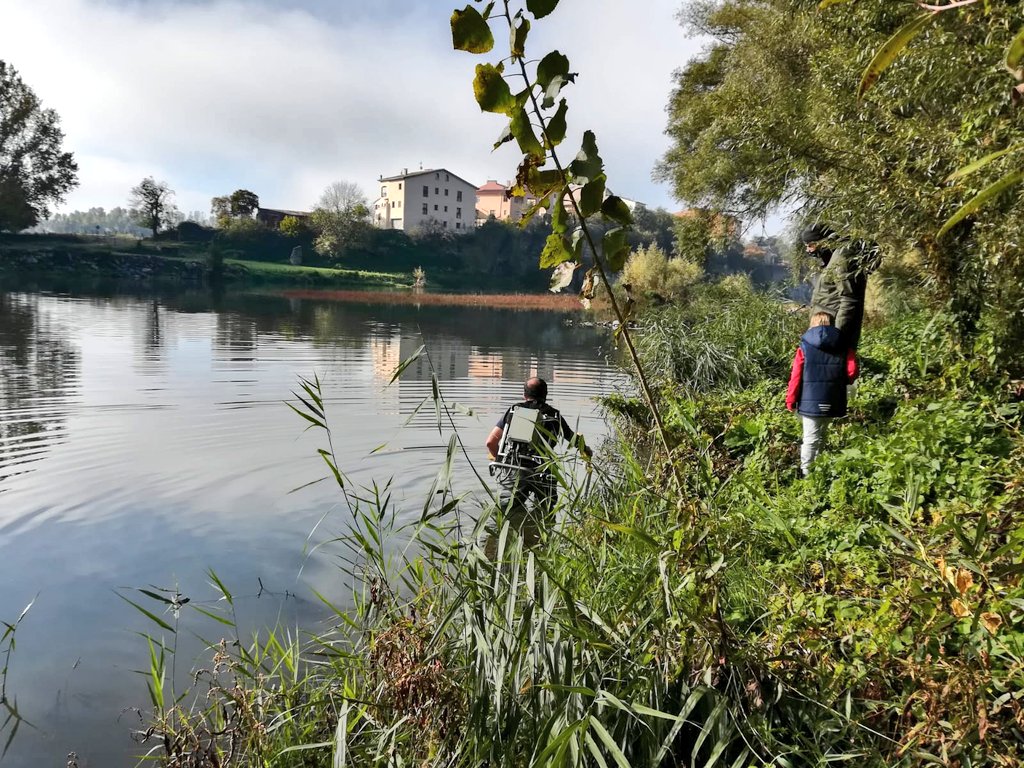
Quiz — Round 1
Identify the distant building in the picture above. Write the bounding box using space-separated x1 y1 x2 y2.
373 168 477 234
257 208 311 229
476 180 538 223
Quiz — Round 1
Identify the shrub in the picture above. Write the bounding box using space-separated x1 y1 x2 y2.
620 243 702 306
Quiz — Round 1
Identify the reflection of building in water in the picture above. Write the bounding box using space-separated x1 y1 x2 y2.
398 335 469 382
467 351 502 380
369 331 402 383
549 367 600 386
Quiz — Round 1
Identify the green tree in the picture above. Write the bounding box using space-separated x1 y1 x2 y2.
278 215 305 238
210 195 230 226
0 60 78 231
228 189 259 218
211 189 260 227
311 181 371 261
656 0 1024 350
129 177 178 236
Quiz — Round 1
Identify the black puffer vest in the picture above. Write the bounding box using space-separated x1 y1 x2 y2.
798 325 848 418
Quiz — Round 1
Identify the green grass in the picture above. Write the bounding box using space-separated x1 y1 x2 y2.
223 257 409 286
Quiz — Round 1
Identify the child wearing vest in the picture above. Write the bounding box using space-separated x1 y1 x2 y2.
786 312 858 476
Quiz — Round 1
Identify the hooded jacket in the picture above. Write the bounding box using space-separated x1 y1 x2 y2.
786 325 858 418
809 239 874 350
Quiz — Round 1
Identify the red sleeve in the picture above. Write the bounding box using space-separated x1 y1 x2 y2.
846 349 858 382
786 347 804 411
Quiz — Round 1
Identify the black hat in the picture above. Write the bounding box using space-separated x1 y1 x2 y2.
800 224 836 244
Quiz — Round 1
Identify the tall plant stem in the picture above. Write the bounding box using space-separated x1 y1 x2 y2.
507 28 679 492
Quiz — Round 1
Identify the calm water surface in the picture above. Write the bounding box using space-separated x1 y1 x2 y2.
0 286 624 767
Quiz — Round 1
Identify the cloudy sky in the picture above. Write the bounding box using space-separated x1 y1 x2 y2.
2 0 707 218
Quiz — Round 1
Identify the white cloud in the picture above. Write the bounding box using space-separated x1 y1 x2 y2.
2 0 703 216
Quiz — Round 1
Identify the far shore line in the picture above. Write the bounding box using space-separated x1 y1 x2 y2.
278 288 584 311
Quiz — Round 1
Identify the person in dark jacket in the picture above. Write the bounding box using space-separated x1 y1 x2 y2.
486 376 592 515
801 224 873 350
786 312 859 476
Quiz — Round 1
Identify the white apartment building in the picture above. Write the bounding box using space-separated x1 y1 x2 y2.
372 168 478 234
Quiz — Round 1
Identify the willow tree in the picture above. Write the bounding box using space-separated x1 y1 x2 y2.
657 0 1024 353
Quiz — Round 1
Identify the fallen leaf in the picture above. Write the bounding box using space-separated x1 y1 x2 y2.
956 568 974 595
952 598 970 618
981 612 1002 635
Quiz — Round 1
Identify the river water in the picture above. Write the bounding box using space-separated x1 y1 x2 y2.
0 286 624 767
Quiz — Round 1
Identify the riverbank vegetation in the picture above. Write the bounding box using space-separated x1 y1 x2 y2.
126 275 1023 766
0 234 411 290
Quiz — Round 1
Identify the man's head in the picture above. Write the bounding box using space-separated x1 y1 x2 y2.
800 223 836 265
524 376 547 403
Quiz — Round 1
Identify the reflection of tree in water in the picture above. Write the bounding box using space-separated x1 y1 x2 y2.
0 293 79 489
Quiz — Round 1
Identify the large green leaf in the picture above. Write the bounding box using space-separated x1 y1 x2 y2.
473 63 515 114
569 130 603 183
536 50 570 88
551 189 570 235
579 175 606 218
938 167 1024 239
858 12 936 100
602 227 629 272
540 232 574 268
544 98 568 149
601 195 633 226
511 107 544 158
526 168 564 198
451 6 494 54
526 0 559 20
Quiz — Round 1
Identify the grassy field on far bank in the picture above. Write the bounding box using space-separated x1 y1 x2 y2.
219 257 410 288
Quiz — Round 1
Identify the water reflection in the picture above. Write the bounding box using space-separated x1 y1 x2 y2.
0 293 79 489
0 284 623 767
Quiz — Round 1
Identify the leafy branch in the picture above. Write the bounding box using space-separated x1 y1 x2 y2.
450 0 684 489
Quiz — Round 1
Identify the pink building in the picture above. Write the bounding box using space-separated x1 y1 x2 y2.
475 180 537 224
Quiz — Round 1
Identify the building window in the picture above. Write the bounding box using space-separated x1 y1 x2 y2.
444 206 448 212
422 203 428 214
434 204 438 211
381 186 387 197
435 172 439 179
456 222 461 229
443 220 447 227
444 188 449 197
398 182 402 190
434 187 439 194
423 185 428 197
457 190 463 202
445 173 449 181
456 208 462 219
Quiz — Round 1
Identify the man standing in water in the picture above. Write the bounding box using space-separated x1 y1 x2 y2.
486 376 591 517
